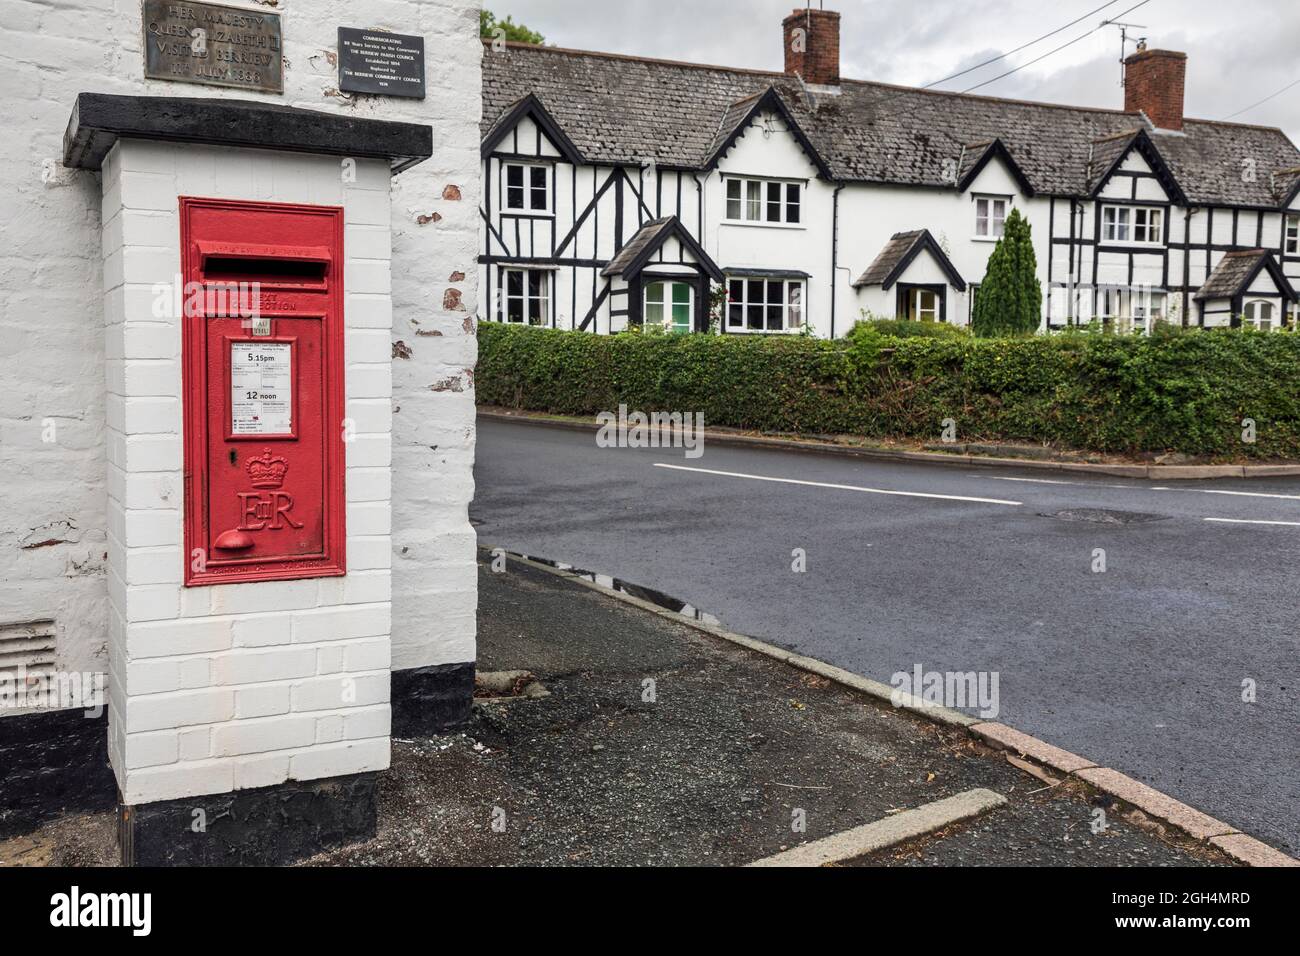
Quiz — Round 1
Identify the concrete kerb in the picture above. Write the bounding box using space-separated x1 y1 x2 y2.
488 547 1300 866
478 408 1300 482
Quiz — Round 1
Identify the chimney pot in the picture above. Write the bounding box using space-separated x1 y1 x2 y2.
1124 47 1187 132
783 8 841 87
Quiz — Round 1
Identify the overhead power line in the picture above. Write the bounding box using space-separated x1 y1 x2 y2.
959 0 1153 95
1222 76 1300 121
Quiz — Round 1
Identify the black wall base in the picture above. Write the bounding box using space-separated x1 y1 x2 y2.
119 772 379 866
391 661 475 737
0 707 116 840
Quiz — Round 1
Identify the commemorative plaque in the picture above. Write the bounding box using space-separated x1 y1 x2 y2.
142 0 283 94
337 28 426 99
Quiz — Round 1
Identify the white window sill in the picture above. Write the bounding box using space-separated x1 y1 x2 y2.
721 220 806 231
972 235 1003 243
1101 239 1163 248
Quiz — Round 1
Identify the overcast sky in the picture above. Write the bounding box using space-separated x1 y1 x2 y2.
490 0 1300 142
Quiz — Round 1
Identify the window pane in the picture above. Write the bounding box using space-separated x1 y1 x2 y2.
746 304 764 330
727 179 741 200
747 280 764 305
746 181 762 220
671 302 691 332
766 304 783 331
728 303 743 328
506 187 524 209
645 282 664 307
788 284 803 329
767 280 783 304
786 184 801 224
530 166 546 189
672 283 692 306
727 198 742 220
506 165 523 188
766 182 782 222
645 303 664 324
528 272 543 296
506 271 523 296
976 215 989 236
530 188 547 209
729 279 744 302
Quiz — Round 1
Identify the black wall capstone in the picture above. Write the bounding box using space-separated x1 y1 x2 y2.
391 661 475 737
0 707 116 839
120 772 379 866
63 92 434 173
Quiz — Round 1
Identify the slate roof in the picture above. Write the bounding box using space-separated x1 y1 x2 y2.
1194 250 1296 301
482 42 1300 208
600 216 723 281
602 218 675 276
852 230 966 291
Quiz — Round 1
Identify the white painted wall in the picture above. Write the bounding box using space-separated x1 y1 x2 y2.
1 0 479 739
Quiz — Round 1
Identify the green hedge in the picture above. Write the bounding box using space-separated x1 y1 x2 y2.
476 323 1300 459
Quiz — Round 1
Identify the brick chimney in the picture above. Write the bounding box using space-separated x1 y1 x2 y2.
783 7 840 87
1124 44 1187 132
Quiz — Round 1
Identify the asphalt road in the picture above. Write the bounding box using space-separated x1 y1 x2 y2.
471 418 1300 854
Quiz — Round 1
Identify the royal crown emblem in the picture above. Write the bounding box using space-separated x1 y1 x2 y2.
245 450 289 490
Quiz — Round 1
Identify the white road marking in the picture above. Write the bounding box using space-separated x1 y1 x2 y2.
654 464 1022 506
980 476 1078 486
1204 518 1300 527
1198 489 1300 502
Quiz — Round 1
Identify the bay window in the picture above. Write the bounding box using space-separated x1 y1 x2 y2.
644 280 695 334
726 277 804 332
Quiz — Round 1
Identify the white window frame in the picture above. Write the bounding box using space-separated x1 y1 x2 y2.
1103 204 1163 245
1245 299 1276 331
725 276 805 333
498 268 551 325
643 279 695 334
905 288 941 322
724 177 803 226
973 196 1009 240
1286 215 1299 256
1098 286 1167 333
503 161 551 214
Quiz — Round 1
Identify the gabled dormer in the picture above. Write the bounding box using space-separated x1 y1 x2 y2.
705 86 833 181
1086 128 1186 206
956 139 1034 197
480 92 584 165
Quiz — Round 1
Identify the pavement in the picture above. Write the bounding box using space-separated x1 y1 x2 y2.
0 557 1248 866
312 558 1226 866
472 415 1300 856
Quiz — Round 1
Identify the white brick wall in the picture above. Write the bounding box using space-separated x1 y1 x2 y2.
1 0 479 739
99 141 405 804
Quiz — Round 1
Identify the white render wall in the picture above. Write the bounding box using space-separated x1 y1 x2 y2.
103 141 397 803
1 1 480 732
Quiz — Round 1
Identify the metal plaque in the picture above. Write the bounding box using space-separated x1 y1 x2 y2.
143 0 283 94
337 27 425 99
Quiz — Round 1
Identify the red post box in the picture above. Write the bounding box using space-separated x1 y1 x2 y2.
181 198 346 586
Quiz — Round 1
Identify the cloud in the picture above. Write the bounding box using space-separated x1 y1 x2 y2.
487 0 1300 140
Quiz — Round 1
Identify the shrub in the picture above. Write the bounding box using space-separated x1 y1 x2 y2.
476 323 1300 459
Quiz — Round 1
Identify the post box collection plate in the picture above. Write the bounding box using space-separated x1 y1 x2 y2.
142 0 284 94
182 198 345 586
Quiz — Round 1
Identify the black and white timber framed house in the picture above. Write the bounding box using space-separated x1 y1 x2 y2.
478 7 1300 337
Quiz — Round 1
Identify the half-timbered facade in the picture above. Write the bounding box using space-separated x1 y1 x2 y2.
479 8 1300 337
